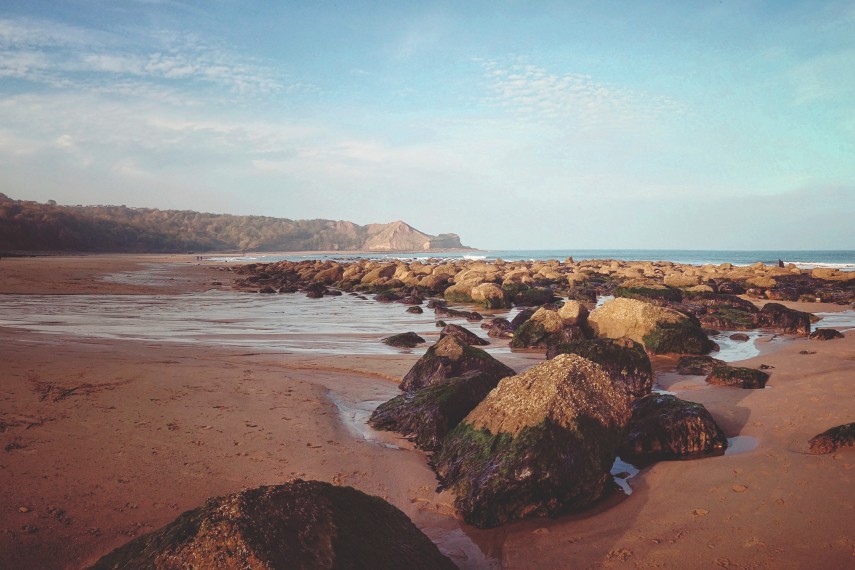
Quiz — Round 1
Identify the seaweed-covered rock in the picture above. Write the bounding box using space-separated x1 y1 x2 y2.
470 282 512 309
699 307 758 331
433 354 632 528
483 317 515 339
374 291 403 303
90 480 455 570
511 287 558 307
757 302 811 335
676 355 725 376
510 308 535 330
399 335 514 392
439 323 489 346
382 332 425 348
706 365 769 389
547 337 653 399
369 371 502 452
809 328 845 341
509 307 568 349
588 298 715 355
621 393 727 461
613 283 682 303
808 422 855 454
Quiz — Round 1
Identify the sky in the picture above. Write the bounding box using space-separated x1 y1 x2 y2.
1 1 853 250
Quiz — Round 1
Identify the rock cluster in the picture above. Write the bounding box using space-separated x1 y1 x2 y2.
90 480 455 570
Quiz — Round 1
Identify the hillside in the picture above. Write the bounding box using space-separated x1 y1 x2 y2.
0 194 472 253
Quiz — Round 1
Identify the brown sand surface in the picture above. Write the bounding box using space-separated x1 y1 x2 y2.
1 256 853 569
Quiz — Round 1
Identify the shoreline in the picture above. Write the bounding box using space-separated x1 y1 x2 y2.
1 255 853 568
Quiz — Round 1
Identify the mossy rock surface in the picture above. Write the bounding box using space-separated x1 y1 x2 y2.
699 307 758 331
621 393 727 461
91 480 456 570
512 287 558 306
369 371 502 452
706 365 769 389
433 354 631 528
676 355 725 376
614 285 682 303
808 422 855 454
546 337 653 399
400 335 514 392
757 302 812 335
642 320 717 355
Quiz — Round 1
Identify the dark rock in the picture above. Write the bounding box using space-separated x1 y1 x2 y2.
716 281 745 295
766 287 799 302
706 365 769 389
613 285 682 303
642 320 717 355
512 287 558 307
259 286 277 294
426 299 447 309
729 333 750 341
433 354 632 528
483 317 514 339
565 287 598 303
90 480 455 570
808 422 855 454
809 328 844 341
510 309 535 330
325 290 342 296
439 323 489 346
397 295 423 305
406 306 424 314
547 337 653 399
757 302 811 335
621 394 727 461
375 291 403 303
399 335 514 393
676 355 725 376
305 282 327 298
369 371 503 452
466 311 483 322
382 332 425 348
435 320 447 328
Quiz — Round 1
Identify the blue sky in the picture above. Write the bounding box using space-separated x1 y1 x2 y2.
1 1 853 249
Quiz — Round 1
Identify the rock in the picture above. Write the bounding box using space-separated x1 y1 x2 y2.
676 355 724 376
509 309 535 330
374 291 402 303
435 320 447 328
369 371 503 452
808 422 855 454
399 335 514 392
90 480 455 570
621 394 727 461
558 301 589 326
470 283 511 309
547 337 653 399
443 282 475 303
484 317 514 339
757 302 811 335
305 283 327 298
706 365 769 389
747 276 777 289
434 354 632 528
716 281 745 295
406 306 424 314
382 332 425 348
809 328 844 341
729 333 750 341
509 307 573 349
361 264 397 284
613 282 682 303
260 286 278 294
466 311 483 323
439 323 489 346
588 298 715 355
511 287 557 306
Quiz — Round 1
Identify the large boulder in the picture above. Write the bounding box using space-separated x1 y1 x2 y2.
470 283 511 309
621 394 727 461
558 300 589 326
439 323 489 346
433 354 632 528
510 307 583 349
808 422 855 454
546 337 653 399
757 302 811 335
588 298 715 355
399 335 514 393
90 480 455 570
706 365 769 389
369 371 502 452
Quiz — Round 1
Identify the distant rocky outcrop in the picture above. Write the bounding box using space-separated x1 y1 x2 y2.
0 194 473 253
90 480 455 570
433 354 632 528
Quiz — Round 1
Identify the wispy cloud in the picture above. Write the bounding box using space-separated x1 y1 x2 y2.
480 59 686 132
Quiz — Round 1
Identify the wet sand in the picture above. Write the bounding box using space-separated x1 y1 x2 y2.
1 255 853 569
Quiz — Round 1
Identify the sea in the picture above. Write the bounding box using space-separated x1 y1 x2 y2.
210 249 855 271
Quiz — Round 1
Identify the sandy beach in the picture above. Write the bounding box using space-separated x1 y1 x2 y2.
1 255 853 569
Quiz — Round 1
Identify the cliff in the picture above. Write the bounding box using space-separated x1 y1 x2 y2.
0 194 473 253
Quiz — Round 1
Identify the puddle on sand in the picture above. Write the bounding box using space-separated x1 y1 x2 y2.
611 456 640 495
725 436 758 455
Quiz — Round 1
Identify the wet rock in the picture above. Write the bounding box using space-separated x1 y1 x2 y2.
511 287 558 307
621 394 727 461
706 365 769 389
90 480 455 570
374 291 402 303
613 282 682 303
809 328 844 341
470 283 512 309
399 335 514 392
369 371 503 452
259 286 277 294
433 354 632 528
558 300 590 326
589 298 715 355
382 332 426 348
676 355 725 376
729 333 750 341
716 281 745 295
509 309 535 330
547 337 653 399
305 283 327 298
439 323 489 346
757 302 811 335
466 311 483 322
808 422 855 454
406 306 423 314
510 307 574 349
483 317 514 339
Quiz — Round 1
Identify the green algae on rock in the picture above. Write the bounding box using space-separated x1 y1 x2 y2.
546 337 653 399
433 354 632 528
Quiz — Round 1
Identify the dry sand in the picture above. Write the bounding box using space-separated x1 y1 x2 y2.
0 255 852 569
